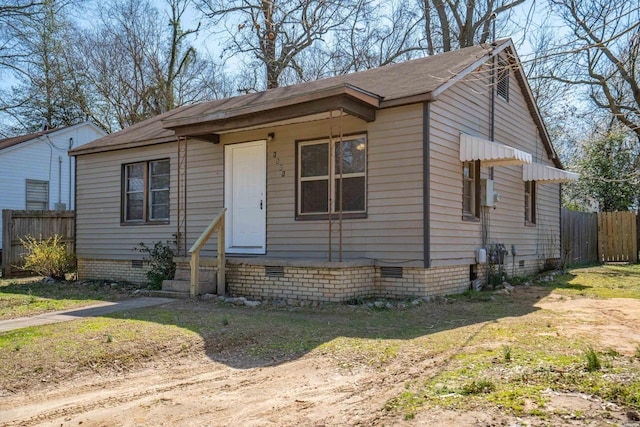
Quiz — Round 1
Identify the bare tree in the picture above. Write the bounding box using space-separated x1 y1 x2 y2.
420 0 526 53
0 0 86 132
194 0 357 89
538 0 640 140
326 0 425 74
147 0 200 113
0 1 44 70
72 0 218 131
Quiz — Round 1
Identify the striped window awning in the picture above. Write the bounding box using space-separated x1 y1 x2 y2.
459 133 532 167
523 163 578 183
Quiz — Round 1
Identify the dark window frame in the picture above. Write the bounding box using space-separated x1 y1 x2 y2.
295 133 368 221
121 158 170 225
525 180 536 226
462 160 481 221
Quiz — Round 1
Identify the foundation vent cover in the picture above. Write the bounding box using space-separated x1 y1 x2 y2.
132 260 144 269
265 266 285 277
380 266 403 279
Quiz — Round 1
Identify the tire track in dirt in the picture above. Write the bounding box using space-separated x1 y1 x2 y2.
1 360 268 426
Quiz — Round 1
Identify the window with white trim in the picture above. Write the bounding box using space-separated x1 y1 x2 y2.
297 135 366 218
123 159 170 223
26 179 49 210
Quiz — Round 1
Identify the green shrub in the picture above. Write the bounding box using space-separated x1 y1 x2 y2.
134 238 176 289
19 234 75 280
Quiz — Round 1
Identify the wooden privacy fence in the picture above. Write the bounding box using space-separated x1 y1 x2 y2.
597 211 638 263
1 210 75 278
561 209 598 265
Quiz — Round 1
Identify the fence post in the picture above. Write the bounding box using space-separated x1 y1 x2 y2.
2 210 12 277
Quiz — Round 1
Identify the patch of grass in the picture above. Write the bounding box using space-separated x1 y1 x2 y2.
384 391 425 420
0 317 202 391
584 346 601 372
383 292 640 420
0 278 138 319
503 345 512 362
460 379 496 395
538 264 640 299
605 347 621 358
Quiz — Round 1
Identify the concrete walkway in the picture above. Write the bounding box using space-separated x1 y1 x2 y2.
0 297 176 333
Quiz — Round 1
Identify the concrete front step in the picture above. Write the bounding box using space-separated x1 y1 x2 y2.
173 267 217 282
162 278 217 295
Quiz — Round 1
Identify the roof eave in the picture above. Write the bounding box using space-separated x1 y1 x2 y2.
166 85 381 138
162 83 381 135
70 136 178 156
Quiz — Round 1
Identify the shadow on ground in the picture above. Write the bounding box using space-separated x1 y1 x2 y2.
103 282 564 369
1 273 582 370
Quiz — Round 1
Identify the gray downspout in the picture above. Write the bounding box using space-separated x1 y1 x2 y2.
423 102 431 268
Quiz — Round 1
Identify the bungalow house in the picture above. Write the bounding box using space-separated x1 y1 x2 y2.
0 122 106 250
70 39 576 302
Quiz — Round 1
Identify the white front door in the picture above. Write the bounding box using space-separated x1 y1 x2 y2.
224 140 266 254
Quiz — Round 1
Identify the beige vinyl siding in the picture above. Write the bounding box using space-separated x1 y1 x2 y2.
429 55 560 268
76 139 222 260
76 106 424 265
429 73 489 267
219 105 424 265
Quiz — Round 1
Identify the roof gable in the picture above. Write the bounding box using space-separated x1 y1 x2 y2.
0 122 106 153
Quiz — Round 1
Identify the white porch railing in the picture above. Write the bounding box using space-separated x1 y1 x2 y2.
189 208 226 297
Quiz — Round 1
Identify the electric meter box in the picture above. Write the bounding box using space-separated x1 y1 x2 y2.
480 178 495 207
476 248 487 264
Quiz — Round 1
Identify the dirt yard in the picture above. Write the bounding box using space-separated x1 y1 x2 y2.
1 285 640 426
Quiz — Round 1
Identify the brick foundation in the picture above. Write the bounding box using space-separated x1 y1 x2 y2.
226 261 376 302
77 256 547 301
375 265 471 298
224 259 474 301
77 258 149 284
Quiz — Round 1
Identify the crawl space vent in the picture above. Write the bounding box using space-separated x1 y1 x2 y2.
380 267 403 279
265 266 284 277
131 260 144 269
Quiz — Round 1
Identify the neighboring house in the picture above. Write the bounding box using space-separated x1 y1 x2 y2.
71 39 577 302
0 122 107 248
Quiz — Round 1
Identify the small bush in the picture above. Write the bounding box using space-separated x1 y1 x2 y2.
134 238 176 289
19 235 75 280
584 346 601 372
